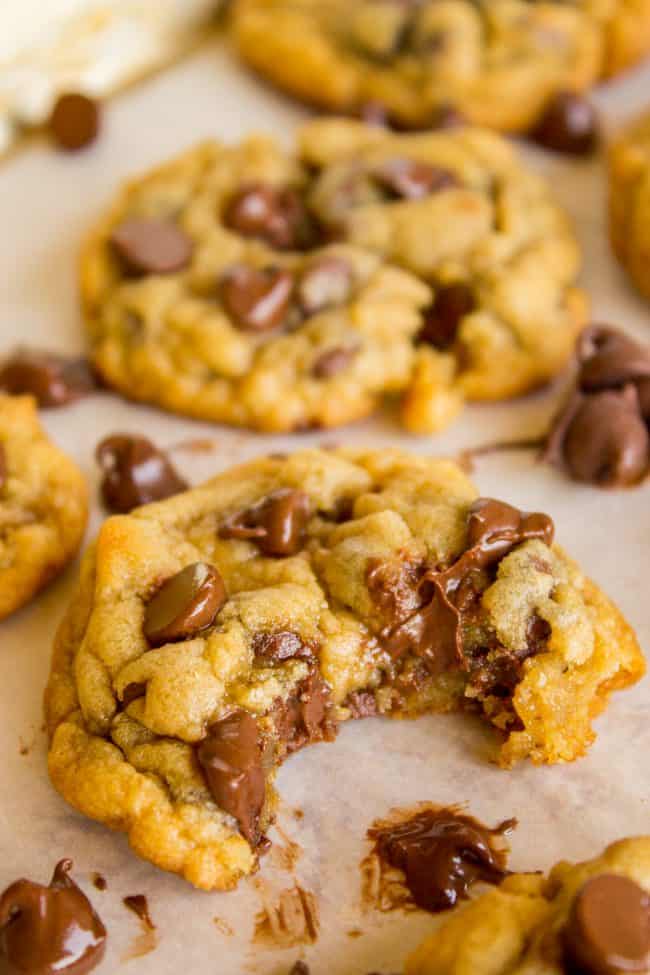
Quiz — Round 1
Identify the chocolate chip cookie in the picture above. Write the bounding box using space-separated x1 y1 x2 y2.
0 394 88 621
407 836 650 975
609 109 650 302
45 449 643 890
232 0 650 133
81 123 584 433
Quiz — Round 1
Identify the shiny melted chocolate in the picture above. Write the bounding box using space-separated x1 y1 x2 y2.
219 488 310 556
0 859 106 975
368 806 515 913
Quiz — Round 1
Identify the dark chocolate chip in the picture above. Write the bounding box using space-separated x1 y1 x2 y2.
0 349 97 407
49 92 100 151
0 859 106 975
561 388 649 487
312 345 359 379
220 266 294 331
220 488 311 557
578 327 650 393
418 283 475 348
374 159 458 200
252 631 314 662
111 218 193 275
532 92 599 156
563 874 650 975
96 434 188 513
224 184 313 250
143 563 227 647
272 671 336 755
298 256 353 314
197 710 265 845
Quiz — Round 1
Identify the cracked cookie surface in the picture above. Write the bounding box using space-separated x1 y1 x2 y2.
609 110 650 302
81 122 584 433
232 0 650 133
407 836 650 975
0 394 88 620
45 448 643 890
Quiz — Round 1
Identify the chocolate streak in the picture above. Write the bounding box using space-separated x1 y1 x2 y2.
0 859 106 975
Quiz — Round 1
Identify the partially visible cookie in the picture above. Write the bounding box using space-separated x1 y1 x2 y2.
0 394 88 620
45 448 643 890
81 122 585 433
609 110 650 302
232 0 650 133
407 836 650 975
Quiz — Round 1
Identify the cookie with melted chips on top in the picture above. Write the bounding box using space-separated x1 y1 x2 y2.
45 448 643 890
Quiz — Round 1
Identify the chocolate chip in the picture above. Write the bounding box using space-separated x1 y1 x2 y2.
0 349 97 407
49 92 100 151
220 266 294 331
0 444 6 492
0 859 106 975
252 631 314 662
197 710 265 845
298 256 353 315
121 682 146 707
143 563 227 647
532 92 599 156
111 218 193 275
224 184 313 250
418 283 475 348
220 488 310 556
312 346 359 379
96 434 188 513
561 388 649 487
563 874 650 975
374 159 458 200
637 378 650 420
578 327 650 393
272 671 336 755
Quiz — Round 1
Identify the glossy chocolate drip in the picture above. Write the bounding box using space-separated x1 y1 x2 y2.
220 488 311 556
96 434 188 513
368 807 514 913
0 349 97 407
0 859 106 975
197 710 266 846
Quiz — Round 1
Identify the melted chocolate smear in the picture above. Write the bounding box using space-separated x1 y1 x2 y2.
273 671 337 756
122 894 158 960
96 434 188 512
197 710 266 846
123 895 155 930
368 806 515 913
220 488 310 557
0 859 106 975
373 498 553 676
563 874 650 975
0 348 97 407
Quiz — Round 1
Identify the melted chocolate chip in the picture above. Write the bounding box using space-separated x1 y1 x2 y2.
49 93 100 151
0 349 97 407
96 434 188 512
224 185 313 250
111 218 193 275
298 256 352 314
143 563 227 647
563 874 650 975
312 346 359 379
532 91 599 156
374 159 458 200
0 444 6 492
220 488 310 556
197 710 266 845
578 326 650 394
273 671 337 755
368 807 514 913
252 631 314 663
0 859 106 975
220 266 294 331
419 283 475 349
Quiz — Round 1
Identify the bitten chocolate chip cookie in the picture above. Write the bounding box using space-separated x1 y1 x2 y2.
407 836 650 975
81 122 584 433
232 0 650 134
0 394 88 620
609 110 650 302
45 449 643 890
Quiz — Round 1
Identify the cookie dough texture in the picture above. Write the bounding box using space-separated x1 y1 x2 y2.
0 394 87 620
45 449 643 890
232 0 650 133
407 836 650 975
609 110 650 302
81 121 585 433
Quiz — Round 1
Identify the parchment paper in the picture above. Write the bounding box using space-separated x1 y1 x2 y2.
1 38 650 975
